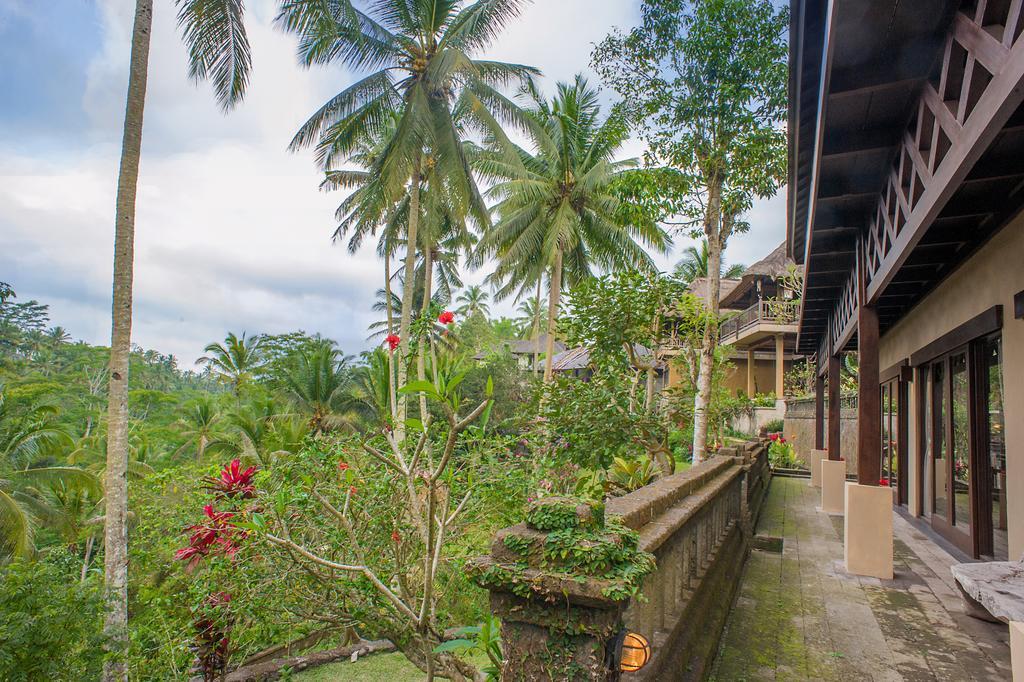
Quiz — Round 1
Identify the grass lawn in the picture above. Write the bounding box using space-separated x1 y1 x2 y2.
293 651 488 681
292 652 422 681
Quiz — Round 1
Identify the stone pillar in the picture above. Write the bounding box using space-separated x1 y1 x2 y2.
774 334 785 403
1011 621 1024 681
468 497 654 682
746 348 756 397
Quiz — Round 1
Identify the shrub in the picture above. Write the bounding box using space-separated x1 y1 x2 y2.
767 438 799 469
0 553 105 681
762 418 784 433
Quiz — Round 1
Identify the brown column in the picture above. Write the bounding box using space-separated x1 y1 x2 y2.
814 372 825 450
857 304 881 485
774 334 785 399
828 353 841 461
746 348 755 397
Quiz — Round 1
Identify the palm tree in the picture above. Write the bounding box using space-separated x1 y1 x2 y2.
0 386 70 468
455 285 490 318
104 2 254 672
283 0 538 432
281 341 357 434
198 332 265 394
174 396 228 463
673 238 745 284
477 75 670 381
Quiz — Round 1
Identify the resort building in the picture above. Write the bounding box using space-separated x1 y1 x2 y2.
664 243 804 411
790 0 1024 568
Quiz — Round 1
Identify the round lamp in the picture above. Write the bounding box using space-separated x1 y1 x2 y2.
607 629 651 673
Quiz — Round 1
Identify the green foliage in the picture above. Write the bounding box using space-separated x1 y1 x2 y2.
768 439 799 469
607 455 657 494
762 418 784 434
0 553 105 680
433 616 503 680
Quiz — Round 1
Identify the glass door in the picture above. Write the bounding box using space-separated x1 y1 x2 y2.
880 377 908 505
923 339 1003 558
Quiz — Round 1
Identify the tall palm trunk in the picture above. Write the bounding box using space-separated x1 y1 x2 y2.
543 250 563 383
692 180 723 463
384 252 394 336
396 166 421 439
531 279 542 374
417 245 433 425
103 1 152 679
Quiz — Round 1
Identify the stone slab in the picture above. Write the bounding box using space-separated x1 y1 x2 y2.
951 559 1024 624
844 482 893 580
820 459 846 515
809 449 826 488
1012 622 1024 682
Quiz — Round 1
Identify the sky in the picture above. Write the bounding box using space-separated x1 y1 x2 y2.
0 0 787 367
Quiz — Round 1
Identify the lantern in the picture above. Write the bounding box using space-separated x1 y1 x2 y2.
607 629 651 673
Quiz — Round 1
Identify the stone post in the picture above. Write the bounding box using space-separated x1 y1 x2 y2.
468 497 654 682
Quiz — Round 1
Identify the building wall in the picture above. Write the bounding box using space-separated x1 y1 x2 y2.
667 355 797 397
878 220 1024 559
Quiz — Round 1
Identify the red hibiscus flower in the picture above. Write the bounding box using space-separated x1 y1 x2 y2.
385 334 400 351
438 311 455 325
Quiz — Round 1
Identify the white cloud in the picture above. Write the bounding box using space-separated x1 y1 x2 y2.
1 0 787 368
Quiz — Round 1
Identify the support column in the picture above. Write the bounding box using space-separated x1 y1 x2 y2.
774 334 785 401
857 304 881 485
827 354 841 461
814 372 825 450
746 348 755 397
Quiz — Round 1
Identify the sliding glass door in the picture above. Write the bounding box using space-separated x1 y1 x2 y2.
921 335 1005 558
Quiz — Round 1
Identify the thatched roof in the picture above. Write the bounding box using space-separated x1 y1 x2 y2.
720 242 803 308
687 277 742 307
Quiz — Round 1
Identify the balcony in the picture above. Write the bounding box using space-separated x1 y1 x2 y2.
719 299 800 348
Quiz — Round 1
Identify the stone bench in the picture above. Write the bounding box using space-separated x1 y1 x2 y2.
951 554 1024 624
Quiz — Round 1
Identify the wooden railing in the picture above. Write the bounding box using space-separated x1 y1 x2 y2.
719 299 801 342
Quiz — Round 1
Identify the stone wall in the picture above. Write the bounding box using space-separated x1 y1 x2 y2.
471 441 770 681
612 442 770 681
784 396 859 474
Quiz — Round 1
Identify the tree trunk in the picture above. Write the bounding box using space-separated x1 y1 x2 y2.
384 252 394 336
103 2 152 679
531 279 542 374
417 246 433 424
692 180 723 463
543 250 563 383
396 166 421 441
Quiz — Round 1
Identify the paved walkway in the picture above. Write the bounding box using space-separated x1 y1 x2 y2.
709 476 1013 681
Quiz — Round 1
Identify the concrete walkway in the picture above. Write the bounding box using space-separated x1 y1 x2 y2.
709 477 1013 681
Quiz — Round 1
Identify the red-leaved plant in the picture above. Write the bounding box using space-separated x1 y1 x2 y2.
191 592 233 682
174 504 246 571
202 459 257 499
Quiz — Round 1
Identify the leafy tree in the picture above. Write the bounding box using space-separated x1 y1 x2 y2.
593 0 788 460
477 75 670 382
282 0 538 435
0 554 105 680
673 238 745 284
198 332 265 394
0 385 70 468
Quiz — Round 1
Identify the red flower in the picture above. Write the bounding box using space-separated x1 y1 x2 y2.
879 478 890 487
202 459 257 499
349 485 357 496
337 461 349 472
769 433 779 442
438 310 455 325
385 334 400 351
392 531 401 543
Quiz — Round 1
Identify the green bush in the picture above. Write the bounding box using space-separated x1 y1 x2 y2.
762 418 784 433
0 553 105 681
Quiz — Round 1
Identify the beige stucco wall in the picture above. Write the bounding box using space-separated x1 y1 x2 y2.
878 220 1024 559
